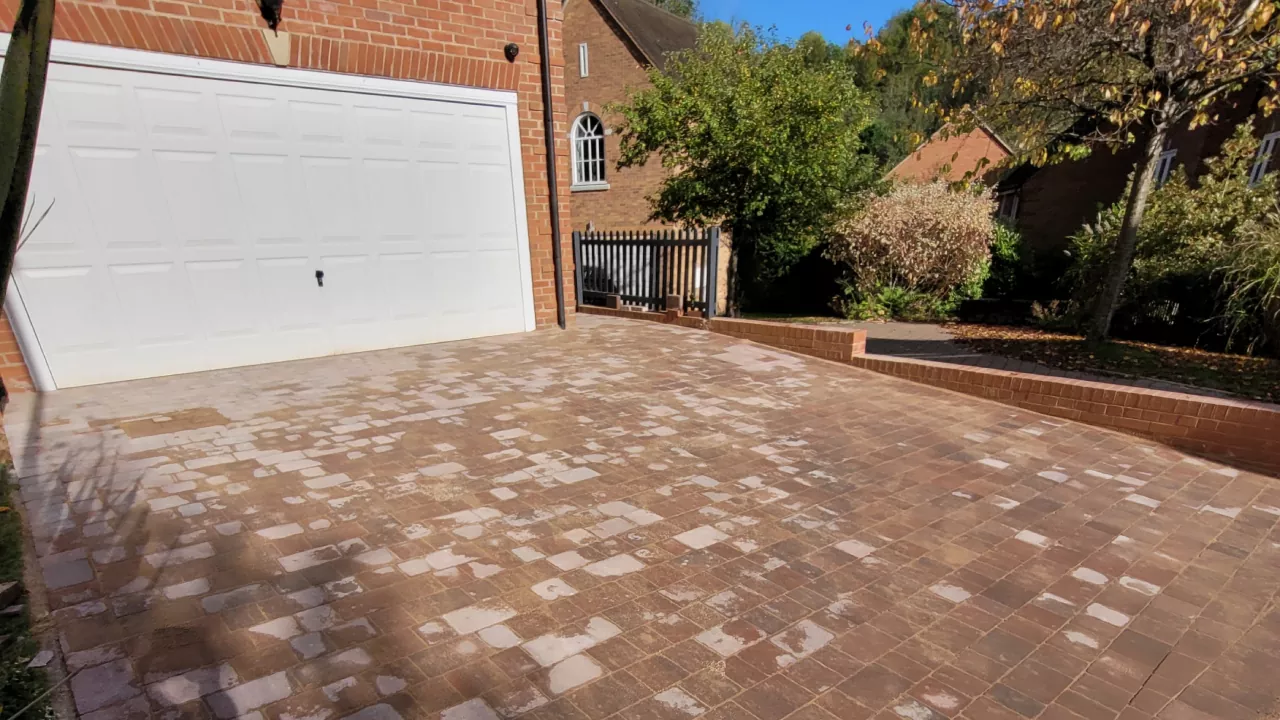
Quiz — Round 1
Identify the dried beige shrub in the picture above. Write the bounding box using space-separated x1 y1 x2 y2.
828 182 996 300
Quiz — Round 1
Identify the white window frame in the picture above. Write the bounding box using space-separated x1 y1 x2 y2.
571 113 609 190
1153 148 1178 187
1250 131 1280 186
579 43 589 78
996 189 1019 221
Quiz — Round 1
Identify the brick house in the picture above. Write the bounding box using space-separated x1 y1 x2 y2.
0 0 576 391
562 0 695 229
997 87 1277 254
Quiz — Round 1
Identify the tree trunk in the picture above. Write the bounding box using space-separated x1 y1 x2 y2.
1087 123 1168 341
0 0 57 310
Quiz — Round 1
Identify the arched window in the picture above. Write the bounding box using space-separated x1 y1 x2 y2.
572 113 607 188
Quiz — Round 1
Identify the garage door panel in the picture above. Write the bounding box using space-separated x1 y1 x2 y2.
363 159 419 236
71 147 174 251
186 259 261 338
468 165 519 248
422 161 469 245
411 109 460 154
320 255 380 326
217 94 286 143
379 252 433 320
109 262 199 346
230 153 310 244
135 86 217 142
431 252 478 315
257 257 326 332
291 99 347 145
23 146 92 252
302 156 363 242
355 104 409 148
462 112 510 164
18 266 114 352
46 78 135 138
476 249 523 313
155 150 241 249
11 55 531 388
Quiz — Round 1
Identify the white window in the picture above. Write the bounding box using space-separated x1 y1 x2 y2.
572 113 607 188
996 189 1019 221
579 43 589 78
1250 131 1280 185
1154 148 1178 187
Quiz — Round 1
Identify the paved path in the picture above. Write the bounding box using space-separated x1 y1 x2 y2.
7 315 1278 720
841 321 1235 400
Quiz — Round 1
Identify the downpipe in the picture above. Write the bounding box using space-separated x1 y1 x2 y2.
536 0 567 329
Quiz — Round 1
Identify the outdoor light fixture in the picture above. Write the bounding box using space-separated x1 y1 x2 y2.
505 43 520 62
259 0 284 33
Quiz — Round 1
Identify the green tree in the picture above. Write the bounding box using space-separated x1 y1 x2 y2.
0 0 56 310
1067 123 1279 349
796 30 846 68
611 24 877 312
646 0 697 20
936 0 1280 340
850 3 967 167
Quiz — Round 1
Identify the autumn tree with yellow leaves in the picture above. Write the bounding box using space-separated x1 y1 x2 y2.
931 0 1280 339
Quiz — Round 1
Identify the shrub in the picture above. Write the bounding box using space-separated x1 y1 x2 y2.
827 181 995 319
983 221 1023 299
833 282 961 320
1065 122 1278 349
1223 206 1280 355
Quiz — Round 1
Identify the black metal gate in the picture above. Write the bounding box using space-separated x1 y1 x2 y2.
572 228 720 316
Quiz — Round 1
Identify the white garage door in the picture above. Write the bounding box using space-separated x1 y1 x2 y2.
5 41 534 389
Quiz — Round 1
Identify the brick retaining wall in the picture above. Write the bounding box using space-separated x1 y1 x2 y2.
849 354 1280 474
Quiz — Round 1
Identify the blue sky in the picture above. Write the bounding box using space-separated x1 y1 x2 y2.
698 0 914 43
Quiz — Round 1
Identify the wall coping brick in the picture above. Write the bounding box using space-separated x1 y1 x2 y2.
848 352 1280 476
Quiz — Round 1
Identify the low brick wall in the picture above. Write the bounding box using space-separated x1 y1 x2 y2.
581 305 1280 472
577 306 867 362
850 353 1280 474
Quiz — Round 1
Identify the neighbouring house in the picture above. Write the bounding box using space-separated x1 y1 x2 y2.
891 88 1280 258
562 0 730 312
0 0 575 392
888 123 1013 190
563 0 697 229
997 85 1277 254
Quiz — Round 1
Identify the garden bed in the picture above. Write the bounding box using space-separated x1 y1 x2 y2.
948 323 1280 403
0 467 52 720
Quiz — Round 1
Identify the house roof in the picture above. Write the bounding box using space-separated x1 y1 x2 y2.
595 0 699 72
887 122 1015 184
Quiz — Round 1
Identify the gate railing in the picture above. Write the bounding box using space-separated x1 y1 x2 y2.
572 227 720 317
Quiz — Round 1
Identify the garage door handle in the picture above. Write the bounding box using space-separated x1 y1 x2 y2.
315 270 324 287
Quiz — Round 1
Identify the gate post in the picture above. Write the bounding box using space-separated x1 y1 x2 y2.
705 227 720 318
571 230 584 308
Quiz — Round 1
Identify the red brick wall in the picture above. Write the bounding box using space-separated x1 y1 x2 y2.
0 0 576 389
849 353 1280 475
563 0 670 229
0 313 34 393
889 126 1010 186
1015 147 1136 253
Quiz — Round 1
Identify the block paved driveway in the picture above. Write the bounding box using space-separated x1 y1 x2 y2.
8 315 1280 720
